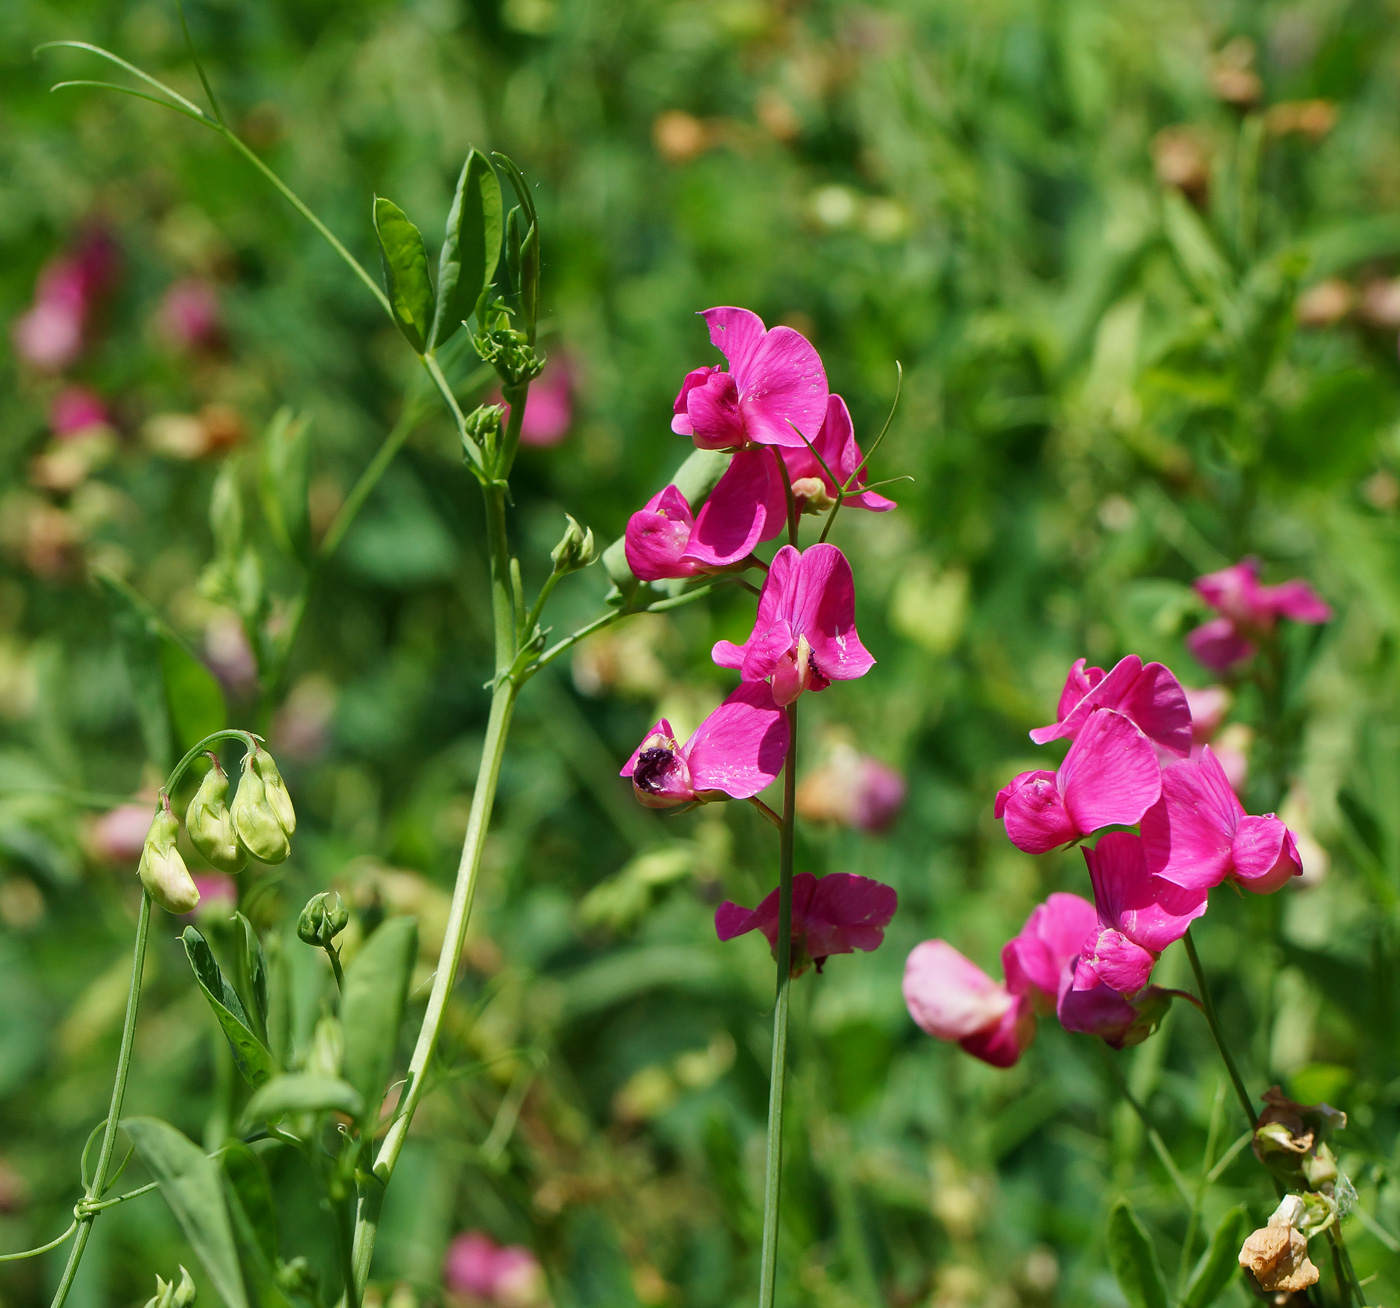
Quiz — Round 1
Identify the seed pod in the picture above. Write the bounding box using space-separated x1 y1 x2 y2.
297 891 350 948
138 807 200 914
184 757 246 874
250 747 296 837
231 764 290 864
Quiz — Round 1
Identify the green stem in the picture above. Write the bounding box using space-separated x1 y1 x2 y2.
0 1220 78 1263
482 481 518 679
758 700 799 1308
49 891 153 1308
1183 929 1257 1128
1099 1046 1193 1207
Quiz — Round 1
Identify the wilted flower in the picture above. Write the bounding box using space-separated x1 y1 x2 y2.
1186 558 1331 672
713 543 874 704
995 709 1162 855
1238 1195 1320 1295
620 681 789 807
796 741 905 833
715 871 897 974
156 277 224 353
672 307 828 450
1031 655 1191 757
444 1231 546 1306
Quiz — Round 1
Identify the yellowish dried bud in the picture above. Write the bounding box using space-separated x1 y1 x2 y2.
185 758 246 874
138 808 200 914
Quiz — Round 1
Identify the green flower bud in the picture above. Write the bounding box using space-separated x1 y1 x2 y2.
142 1267 197 1308
231 762 290 865
551 513 597 575
138 807 200 914
185 757 246 874
297 891 350 948
306 1015 344 1079
462 403 506 457
249 747 296 837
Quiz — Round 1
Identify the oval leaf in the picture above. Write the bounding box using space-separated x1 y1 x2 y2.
432 150 502 349
123 1117 248 1308
340 915 418 1130
1182 1204 1248 1308
241 1073 364 1127
373 197 434 354
1107 1199 1169 1308
183 927 276 1089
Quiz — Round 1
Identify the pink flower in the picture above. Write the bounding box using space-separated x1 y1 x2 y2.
994 709 1162 854
444 1231 545 1305
1187 558 1331 671
1184 685 1230 744
12 227 119 371
1055 967 1143 1044
1000 892 1099 1003
620 681 789 807
1142 747 1304 894
716 871 897 973
495 359 574 448
1031 656 1191 757
713 543 874 705
781 395 897 512
90 803 156 864
49 385 110 438
903 940 1035 1068
1075 832 1207 995
672 307 828 450
187 873 237 919
796 742 906 833
156 277 224 353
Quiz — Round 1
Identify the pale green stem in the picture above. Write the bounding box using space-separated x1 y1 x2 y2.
1183 929 1256 1128
49 891 152 1308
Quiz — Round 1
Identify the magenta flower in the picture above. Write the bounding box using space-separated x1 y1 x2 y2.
620 681 789 807
713 543 874 704
1000 891 1099 1003
995 709 1162 855
444 1231 545 1305
903 940 1035 1068
1075 831 1207 995
187 873 238 920
716 871 896 974
12 227 119 371
1187 558 1332 672
1055 967 1143 1044
1031 655 1191 757
49 385 110 439
1142 747 1303 894
671 307 828 450
156 277 224 353
781 395 897 512
90 803 157 864
1184 684 1230 744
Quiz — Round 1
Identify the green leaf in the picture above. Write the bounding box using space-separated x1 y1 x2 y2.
123 1117 249 1308
258 408 311 564
519 220 539 332
1107 1199 1169 1308
431 150 502 349
220 1142 278 1265
373 197 434 354
340 915 417 1129
241 1073 364 1126
235 912 270 1043
183 927 276 1089
1162 191 1232 316
159 637 228 756
1182 1204 1247 1308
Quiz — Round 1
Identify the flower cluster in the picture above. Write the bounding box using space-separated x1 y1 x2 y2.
443 1230 547 1307
1187 557 1331 672
905 650 1312 1066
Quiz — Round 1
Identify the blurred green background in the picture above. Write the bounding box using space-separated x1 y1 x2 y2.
4 0 1400 1303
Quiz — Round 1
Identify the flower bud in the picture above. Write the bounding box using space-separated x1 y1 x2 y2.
185 758 246 874
138 807 200 914
550 514 597 574
297 891 350 949
462 403 505 458
142 1267 197 1308
231 760 290 865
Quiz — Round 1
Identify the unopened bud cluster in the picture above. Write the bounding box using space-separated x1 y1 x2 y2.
136 743 297 915
297 891 349 948
551 514 597 574
142 1267 196 1308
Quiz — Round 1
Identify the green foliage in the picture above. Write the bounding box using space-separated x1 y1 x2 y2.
339 915 417 1131
373 198 435 355
431 151 503 351
1107 1200 1170 1308
1181 1205 1247 1308
182 928 276 1090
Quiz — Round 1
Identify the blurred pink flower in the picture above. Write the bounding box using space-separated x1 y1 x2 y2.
672 307 828 450
204 612 259 698
903 940 1034 1068
995 708 1162 854
11 227 119 371
1184 684 1230 744
716 871 897 973
187 873 237 918
1031 655 1191 757
49 385 110 438
444 1231 545 1305
156 277 224 352
713 543 874 704
1142 746 1303 894
1187 558 1331 671
620 681 789 807
518 360 572 446
1000 892 1098 1004
797 743 906 833
91 803 155 864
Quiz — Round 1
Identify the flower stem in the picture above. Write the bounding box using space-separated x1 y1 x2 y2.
758 700 799 1308
49 891 152 1308
1183 929 1256 1128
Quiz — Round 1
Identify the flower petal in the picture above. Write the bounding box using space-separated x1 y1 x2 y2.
737 325 829 448
624 485 702 581
1230 815 1304 893
959 994 1035 1068
683 370 747 450
802 872 898 959
683 681 791 800
1080 928 1157 995
1141 746 1242 889
999 771 1077 854
1056 965 1139 1039
1186 617 1257 672
903 940 1014 1040
1260 579 1331 624
620 720 676 777
790 543 875 683
1059 709 1163 834
688 448 786 566
1001 892 1098 1000
701 307 768 378
671 365 717 436
1083 831 1208 952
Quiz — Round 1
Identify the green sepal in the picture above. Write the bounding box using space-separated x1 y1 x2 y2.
182 926 276 1089
1181 1204 1247 1308
431 149 503 350
373 197 435 354
340 915 417 1132
240 1073 364 1128
258 408 311 564
1106 1199 1169 1308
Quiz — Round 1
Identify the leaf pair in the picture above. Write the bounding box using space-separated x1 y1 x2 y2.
374 150 502 355
1108 1199 1246 1308
184 922 274 1089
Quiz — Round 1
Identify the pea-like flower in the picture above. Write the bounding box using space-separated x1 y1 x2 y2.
620 682 790 808
1187 557 1331 672
716 872 897 975
712 543 874 705
995 709 1162 854
671 307 828 450
1142 746 1303 893
1031 655 1192 757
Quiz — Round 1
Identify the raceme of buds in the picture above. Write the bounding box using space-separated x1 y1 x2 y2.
231 748 294 864
138 806 201 914
141 1266 197 1308
185 757 247 874
298 891 350 948
550 514 597 574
